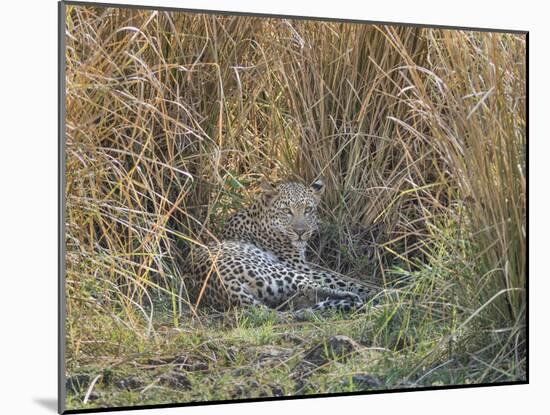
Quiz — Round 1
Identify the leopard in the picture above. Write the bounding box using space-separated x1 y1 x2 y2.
188 179 374 315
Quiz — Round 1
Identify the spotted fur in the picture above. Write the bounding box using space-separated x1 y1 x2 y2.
189 180 372 313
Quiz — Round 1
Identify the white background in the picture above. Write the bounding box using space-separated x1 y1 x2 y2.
0 0 544 414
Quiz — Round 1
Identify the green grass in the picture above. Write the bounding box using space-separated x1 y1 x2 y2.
65 226 524 410
63 5 526 410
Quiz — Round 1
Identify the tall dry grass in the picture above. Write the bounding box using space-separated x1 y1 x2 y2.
64 5 526 378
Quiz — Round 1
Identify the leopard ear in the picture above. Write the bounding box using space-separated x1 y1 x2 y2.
260 182 279 205
310 179 324 200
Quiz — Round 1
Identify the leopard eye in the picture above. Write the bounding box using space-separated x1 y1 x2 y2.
304 206 313 214
283 207 292 216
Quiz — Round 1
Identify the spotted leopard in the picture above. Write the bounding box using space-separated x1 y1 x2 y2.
188 179 373 314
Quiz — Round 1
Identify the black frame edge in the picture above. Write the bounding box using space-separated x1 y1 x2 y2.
62 381 528 414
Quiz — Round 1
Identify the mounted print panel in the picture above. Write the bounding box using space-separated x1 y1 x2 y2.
59 1 527 413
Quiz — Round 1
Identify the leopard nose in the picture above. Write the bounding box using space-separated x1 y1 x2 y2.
294 226 306 237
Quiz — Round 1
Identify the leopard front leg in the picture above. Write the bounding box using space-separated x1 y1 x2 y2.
292 274 363 305
291 297 364 319
303 266 372 301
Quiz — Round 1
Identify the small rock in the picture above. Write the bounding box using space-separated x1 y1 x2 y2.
343 374 381 390
281 332 305 345
86 391 100 402
269 384 284 396
66 374 91 394
255 346 292 367
294 378 310 394
115 376 144 391
232 368 254 377
173 355 209 371
230 384 246 399
303 335 362 366
158 371 192 389
145 357 171 366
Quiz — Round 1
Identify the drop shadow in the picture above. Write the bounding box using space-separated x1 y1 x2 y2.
34 398 58 413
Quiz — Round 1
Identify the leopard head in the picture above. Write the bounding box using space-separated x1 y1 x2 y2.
259 179 324 247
